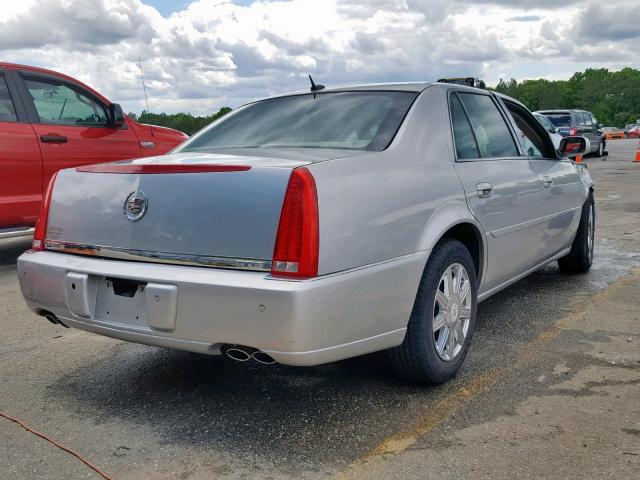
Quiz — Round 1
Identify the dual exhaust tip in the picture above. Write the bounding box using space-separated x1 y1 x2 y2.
224 346 276 365
40 312 272 364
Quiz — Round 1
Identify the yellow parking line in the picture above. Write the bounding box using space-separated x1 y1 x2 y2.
333 326 563 479
333 269 640 479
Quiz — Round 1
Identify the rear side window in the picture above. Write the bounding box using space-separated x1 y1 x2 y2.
457 93 518 158
578 112 588 127
545 114 571 127
24 78 108 127
0 75 17 122
450 94 480 159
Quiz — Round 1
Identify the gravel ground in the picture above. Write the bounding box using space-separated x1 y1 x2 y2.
1 139 639 479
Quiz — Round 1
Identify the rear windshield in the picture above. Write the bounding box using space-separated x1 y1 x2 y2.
544 113 571 127
178 91 417 152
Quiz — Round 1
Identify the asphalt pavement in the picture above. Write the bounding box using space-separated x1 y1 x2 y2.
1 139 639 479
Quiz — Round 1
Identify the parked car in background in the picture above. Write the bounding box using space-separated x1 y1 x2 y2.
536 109 605 157
18 82 595 384
533 112 562 149
0 62 188 238
627 125 640 139
601 127 625 140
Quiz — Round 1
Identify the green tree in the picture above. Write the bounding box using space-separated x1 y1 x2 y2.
132 107 232 135
492 68 640 128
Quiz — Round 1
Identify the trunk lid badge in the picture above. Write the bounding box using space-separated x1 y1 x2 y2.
124 191 148 222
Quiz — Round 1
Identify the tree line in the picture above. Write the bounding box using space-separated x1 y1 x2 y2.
128 107 232 135
493 68 640 128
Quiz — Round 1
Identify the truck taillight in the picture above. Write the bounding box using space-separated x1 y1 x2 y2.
271 167 319 278
570 128 577 136
32 172 58 251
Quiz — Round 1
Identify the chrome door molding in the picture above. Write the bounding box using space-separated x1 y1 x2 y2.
489 207 580 238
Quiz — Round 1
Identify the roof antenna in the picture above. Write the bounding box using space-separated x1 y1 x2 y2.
138 57 150 113
309 75 325 92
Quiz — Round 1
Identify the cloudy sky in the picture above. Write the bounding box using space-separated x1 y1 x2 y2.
2 0 638 115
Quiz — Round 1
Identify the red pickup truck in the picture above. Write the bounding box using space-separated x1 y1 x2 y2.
0 62 188 238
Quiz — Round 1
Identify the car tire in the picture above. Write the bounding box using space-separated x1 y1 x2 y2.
389 239 478 384
596 139 605 157
558 192 595 273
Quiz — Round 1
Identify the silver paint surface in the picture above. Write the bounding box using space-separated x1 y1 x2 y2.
18 82 590 364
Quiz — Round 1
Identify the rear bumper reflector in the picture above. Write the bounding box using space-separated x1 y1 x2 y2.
76 164 251 174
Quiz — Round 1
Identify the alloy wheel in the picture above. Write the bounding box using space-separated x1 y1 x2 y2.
432 263 472 361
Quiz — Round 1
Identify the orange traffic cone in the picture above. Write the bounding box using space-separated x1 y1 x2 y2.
575 154 583 164
635 142 640 162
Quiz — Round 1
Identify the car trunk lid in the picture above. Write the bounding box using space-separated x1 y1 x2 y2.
43 150 351 269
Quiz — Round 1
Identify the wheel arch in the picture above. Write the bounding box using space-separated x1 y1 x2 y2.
418 202 486 286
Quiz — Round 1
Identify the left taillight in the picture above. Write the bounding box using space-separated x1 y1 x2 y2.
271 167 319 278
32 172 58 251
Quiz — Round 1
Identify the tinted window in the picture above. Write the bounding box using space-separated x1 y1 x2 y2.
578 112 588 127
545 114 571 127
450 94 479 159
458 93 518 158
25 78 108 126
179 91 417 152
0 75 17 122
534 113 554 132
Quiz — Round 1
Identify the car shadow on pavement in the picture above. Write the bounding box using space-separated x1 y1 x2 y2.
0 238 31 266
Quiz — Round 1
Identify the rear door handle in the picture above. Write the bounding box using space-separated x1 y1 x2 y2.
542 176 553 188
476 182 493 198
40 134 68 144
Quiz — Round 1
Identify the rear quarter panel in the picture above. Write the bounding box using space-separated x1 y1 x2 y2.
309 87 476 276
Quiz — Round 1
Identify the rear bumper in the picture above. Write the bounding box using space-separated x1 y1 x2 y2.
17 250 426 366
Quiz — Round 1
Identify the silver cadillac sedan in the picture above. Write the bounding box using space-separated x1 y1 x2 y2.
17 82 595 384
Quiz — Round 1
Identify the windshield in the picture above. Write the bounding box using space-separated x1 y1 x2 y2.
178 91 417 152
544 113 571 127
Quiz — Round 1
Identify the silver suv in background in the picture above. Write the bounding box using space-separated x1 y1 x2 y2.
536 109 605 157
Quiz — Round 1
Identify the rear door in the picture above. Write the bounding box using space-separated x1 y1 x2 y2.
588 113 603 150
0 69 43 228
450 91 547 294
15 71 142 187
576 112 597 153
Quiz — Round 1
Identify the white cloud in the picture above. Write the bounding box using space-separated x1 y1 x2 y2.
1 0 638 114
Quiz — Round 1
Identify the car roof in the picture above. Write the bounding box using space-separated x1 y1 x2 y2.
0 62 110 104
537 109 592 114
257 81 521 105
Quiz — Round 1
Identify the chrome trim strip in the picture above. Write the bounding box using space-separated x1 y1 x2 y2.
44 241 272 272
490 207 579 238
0 227 34 239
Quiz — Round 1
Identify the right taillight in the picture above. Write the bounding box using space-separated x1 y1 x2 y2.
569 128 577 136
271 167 319 278
32 172 58 251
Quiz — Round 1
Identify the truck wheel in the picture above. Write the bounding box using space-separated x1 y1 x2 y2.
597 139 605 157
558 192 595 273
389 239 477 384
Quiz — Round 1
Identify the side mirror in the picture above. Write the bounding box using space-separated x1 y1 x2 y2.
559 136 590 157
108 103 125 128
597 123 603 129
